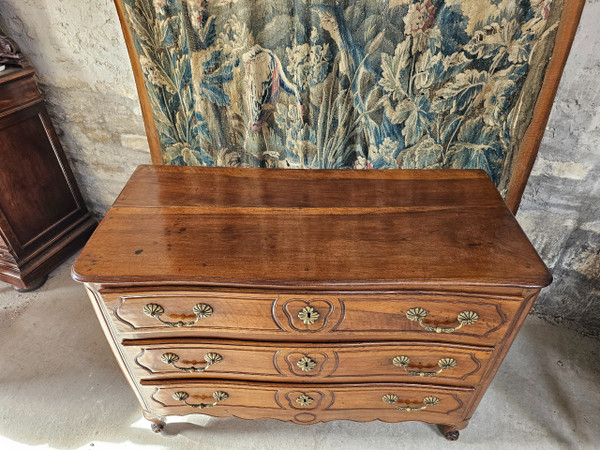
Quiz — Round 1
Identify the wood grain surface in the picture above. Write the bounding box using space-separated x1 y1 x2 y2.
72 166 550 289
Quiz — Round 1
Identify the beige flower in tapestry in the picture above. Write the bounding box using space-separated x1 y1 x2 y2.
121 0 567 193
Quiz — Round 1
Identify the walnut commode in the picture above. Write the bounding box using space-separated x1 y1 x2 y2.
72 166 551 440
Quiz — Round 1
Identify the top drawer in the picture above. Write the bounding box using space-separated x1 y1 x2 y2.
95 289 525 346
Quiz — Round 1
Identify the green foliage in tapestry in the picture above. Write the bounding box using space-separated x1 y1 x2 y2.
122 0 556 185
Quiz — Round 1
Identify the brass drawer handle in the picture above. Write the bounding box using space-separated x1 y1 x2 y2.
406 307 478 333
172 391 229 409
161 352 222 373
392 356 457 377
143 303 213 327
382 394 440 412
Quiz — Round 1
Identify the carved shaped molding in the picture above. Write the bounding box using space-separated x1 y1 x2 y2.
273 295 345 333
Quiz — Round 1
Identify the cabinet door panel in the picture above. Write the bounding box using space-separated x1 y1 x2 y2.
0 107 78 248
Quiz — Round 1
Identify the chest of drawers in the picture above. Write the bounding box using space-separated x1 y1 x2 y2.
72 165 551 440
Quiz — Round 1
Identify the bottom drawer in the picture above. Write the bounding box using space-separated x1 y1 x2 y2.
142 380 473 425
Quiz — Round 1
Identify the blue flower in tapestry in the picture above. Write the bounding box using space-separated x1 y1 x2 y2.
122 0 558 188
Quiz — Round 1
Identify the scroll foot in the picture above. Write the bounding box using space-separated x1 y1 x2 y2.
151 421 165 433
444 430 459 441
438 425 460 441
143 410 166 433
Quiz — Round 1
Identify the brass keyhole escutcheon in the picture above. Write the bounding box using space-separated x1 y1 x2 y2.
298 306 320 325
297 356 317 372
296 394 314 407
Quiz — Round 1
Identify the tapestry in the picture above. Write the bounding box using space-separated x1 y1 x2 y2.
122 0 561 191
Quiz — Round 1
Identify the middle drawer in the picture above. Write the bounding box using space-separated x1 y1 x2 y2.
122 340 493 387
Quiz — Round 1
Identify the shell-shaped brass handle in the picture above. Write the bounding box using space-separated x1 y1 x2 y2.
172 390 228 409
382 394 440 412
143 303 213 327
298 306 320 325
161 352 222 373
392 355 457 377
406 307 478 333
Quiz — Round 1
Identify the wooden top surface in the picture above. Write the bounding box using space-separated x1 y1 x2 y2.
72 165 551 289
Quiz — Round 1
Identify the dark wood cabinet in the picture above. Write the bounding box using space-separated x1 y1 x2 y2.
0 67 96 291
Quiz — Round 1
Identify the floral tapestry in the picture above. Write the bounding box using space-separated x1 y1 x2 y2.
122 0 562 192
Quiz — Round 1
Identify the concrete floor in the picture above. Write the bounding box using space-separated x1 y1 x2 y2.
0 256 598 450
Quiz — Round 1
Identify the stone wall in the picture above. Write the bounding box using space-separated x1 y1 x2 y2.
517 0 600 339
0 0 151 216
0 0 598 337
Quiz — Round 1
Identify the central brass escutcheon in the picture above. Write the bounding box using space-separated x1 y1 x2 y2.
296 394 314 407
297 356 317 372
298 306 320 325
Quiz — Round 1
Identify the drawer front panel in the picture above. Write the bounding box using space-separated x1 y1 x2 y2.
106 291 282 333
142 381 473 425
125 341 492 386
102 290 522 345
